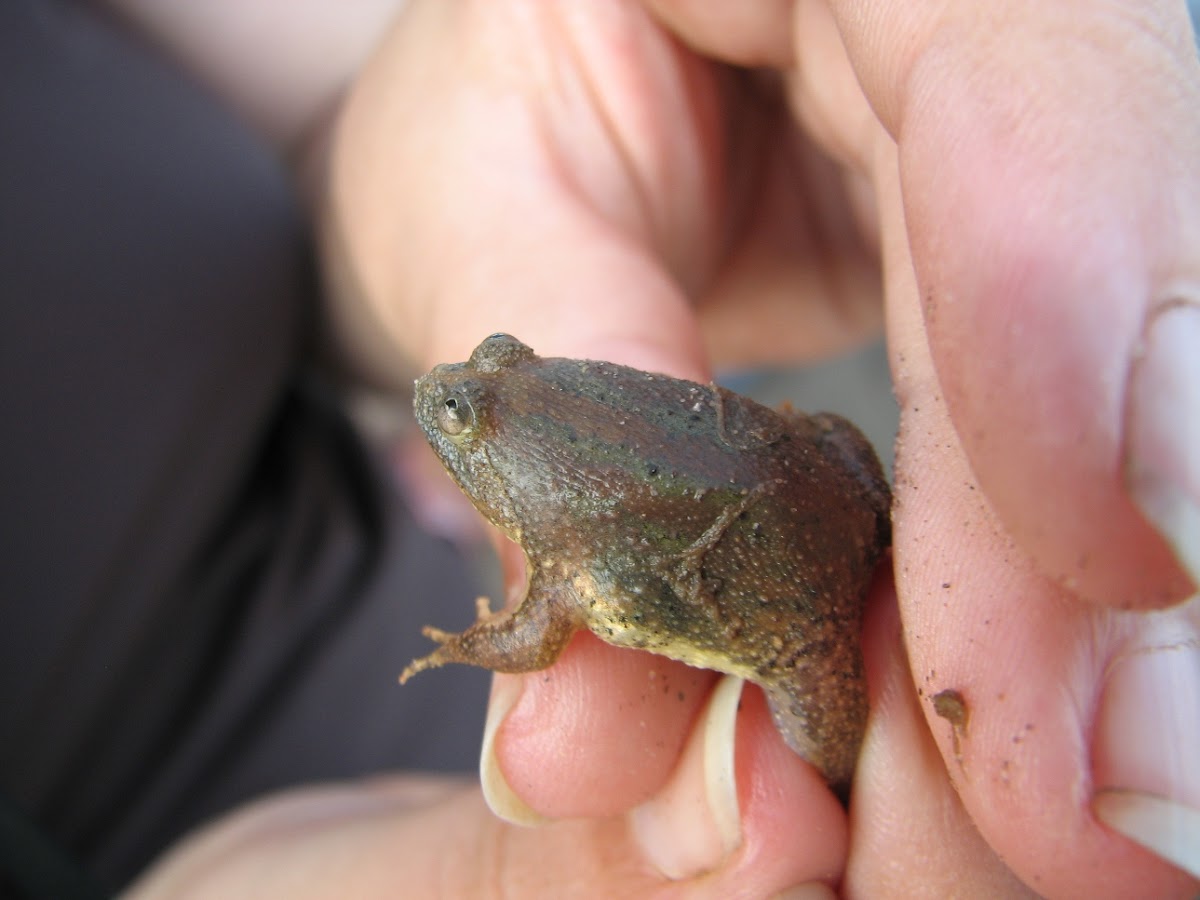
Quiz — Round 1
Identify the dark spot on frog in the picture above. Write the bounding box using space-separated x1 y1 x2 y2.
401 334 891 795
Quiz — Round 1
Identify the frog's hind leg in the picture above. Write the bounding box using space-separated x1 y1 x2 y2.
760 664 867 803
400 576 580 683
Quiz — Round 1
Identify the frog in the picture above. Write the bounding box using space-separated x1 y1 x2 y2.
400 333 891 794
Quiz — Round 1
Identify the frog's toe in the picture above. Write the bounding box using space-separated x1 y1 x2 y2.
399 636 458 684
398 654 436 684
422 624 457 643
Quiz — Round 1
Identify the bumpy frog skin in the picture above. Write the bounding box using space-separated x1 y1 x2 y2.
401 334 891 792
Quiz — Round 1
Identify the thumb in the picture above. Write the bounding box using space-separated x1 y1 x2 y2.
832 0 1200 607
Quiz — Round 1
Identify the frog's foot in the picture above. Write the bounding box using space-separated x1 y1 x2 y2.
398 627 458 683
398 650 440 684
398 597 505 683
400 580 581 683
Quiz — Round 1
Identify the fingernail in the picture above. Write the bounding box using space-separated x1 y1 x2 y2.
770 884 838 900
1093 791 1200 879
479 675 550 826
1125 298 1200 587
629 675 743 879
1093 615 1200 876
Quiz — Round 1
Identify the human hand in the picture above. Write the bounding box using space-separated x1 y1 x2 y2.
326 1 1200 896
125 771 849 899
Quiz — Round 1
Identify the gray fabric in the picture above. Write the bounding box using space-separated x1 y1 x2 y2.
0 0 488 890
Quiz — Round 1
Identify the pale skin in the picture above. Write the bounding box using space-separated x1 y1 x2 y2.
113 1 1200 897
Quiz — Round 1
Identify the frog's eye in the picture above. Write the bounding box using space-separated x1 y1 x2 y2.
436 393 475 438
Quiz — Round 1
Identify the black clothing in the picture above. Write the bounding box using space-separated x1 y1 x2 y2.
0 1 488 890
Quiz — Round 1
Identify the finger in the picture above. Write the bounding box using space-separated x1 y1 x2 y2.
128 728 846 898
329 0 717 383
847 581 1038 897
891 309 1200 897
482 632 717 820
821 0 1200 607
331 0 891 383
479 619 850 886
877 139 1200 896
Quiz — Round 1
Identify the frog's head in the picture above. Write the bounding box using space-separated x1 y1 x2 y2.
413 334 556 541
415 333 733 552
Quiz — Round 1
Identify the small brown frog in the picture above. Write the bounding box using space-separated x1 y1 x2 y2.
401 334 891 793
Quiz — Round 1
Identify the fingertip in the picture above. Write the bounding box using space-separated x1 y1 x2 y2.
480 674 550 826
1093 790 1200 882
1092 610 1200 822
485 643 850 892
732 680 848 888
899 62 1195 608
487 632 713 820
633 672 847 892
868 0 1200 611
629 674 743 880
847 572 1043 898
1124 298 1200 594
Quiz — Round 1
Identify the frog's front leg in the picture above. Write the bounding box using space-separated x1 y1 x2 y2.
399 572 581 683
